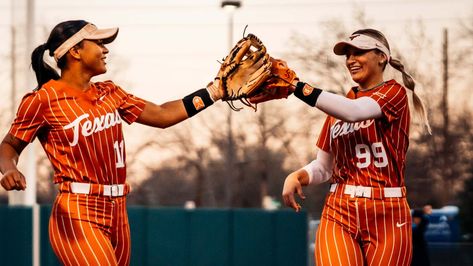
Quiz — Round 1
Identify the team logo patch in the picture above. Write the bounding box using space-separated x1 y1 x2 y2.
302 85 313 96
193 96 205 110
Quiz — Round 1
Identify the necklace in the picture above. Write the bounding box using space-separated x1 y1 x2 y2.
359 81 385 92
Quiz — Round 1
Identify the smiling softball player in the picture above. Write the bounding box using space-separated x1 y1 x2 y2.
281 29 431 265
0 19 270 265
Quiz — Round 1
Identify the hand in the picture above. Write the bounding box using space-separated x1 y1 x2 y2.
206 79 223 102
282 172 306 212
0 169 27 191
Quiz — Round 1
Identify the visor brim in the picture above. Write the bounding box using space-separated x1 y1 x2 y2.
85 27 119 44
333 41 375 55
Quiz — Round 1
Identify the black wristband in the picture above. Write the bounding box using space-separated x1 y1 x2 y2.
294 81 322 107
183 88 214 117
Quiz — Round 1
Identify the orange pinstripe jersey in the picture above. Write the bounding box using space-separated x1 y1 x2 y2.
9 79 146 185
317 79 410 187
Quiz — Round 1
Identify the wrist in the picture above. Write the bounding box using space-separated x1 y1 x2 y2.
294 82 322 107
182 88 214 117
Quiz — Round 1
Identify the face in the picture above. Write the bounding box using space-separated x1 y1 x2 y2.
345 47 386 89
77 39 109 76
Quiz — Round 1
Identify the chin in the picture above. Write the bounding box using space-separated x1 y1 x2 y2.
350 75 362 84
97 68 107 75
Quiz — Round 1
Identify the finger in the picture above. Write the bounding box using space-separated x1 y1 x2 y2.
282 192 293 208
19 174 27 189
10 174 26 191
0 178 8 190
296 186 306 200
5 176 16 190
286 194 300 211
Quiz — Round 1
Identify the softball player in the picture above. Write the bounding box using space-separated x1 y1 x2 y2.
0 20 223 265
282 29 431 265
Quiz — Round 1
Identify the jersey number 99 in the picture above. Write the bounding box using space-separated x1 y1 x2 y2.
355 142 388 168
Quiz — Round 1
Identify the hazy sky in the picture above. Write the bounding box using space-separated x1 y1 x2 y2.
1 0 471 105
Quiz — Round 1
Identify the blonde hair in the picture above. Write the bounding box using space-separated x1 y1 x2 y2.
353 29 432 134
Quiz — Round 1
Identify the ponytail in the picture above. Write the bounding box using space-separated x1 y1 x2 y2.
31 43 60 90
389 57 432 134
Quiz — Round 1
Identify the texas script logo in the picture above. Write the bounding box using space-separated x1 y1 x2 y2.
331 119 374 139
64 110 122 146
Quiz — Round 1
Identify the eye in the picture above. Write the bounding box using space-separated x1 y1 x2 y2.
353 49 368 56
345 49 369 58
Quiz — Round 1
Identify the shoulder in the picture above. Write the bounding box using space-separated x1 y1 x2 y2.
382 79 406 94
372 79 407 100
33 79 66 98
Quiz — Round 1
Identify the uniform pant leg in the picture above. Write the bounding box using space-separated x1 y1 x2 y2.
315 195 365 266
49 193 119 266
361 198 413 266
111 196 131 266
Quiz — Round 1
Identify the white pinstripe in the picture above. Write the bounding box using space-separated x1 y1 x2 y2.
63 193 82 265
83 195 105 265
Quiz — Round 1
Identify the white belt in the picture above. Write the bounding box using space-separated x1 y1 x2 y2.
330 183 403 198
70 182 126 197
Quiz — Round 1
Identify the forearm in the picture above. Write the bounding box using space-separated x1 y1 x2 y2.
137 100 188 128
294 82 382 122
0 141 21 174
316 92 382 122
136 88 214 128
301 149 333 185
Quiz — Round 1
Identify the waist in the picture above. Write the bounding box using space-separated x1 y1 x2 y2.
329 183 406 199
58 181 131 197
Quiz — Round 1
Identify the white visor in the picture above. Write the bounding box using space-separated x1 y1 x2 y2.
333 34 390 60
53 23 118 61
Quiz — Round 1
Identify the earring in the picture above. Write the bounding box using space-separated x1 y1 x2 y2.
379 61 385 65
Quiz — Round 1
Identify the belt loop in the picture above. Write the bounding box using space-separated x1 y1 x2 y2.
329 183 337 192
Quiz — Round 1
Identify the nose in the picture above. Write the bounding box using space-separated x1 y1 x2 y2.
102 45 109 55
346 54 356 66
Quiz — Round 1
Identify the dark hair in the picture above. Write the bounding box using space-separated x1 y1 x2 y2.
31 20 89 89
353 28 431 134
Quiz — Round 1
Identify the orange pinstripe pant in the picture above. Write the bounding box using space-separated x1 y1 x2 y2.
49 192 130 266
315 190 412 266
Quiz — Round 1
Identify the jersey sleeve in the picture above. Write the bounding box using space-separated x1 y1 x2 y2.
9 91 46 143
108 82 146 124
316 116 334 152
370 83 407 123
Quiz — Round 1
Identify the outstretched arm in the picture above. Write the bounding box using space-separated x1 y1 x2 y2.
136 99 189 128
136 85 220 128
293 82 382 122
0 134 28 191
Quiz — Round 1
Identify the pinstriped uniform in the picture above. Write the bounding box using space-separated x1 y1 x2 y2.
314 79 413 266
9 79 145 265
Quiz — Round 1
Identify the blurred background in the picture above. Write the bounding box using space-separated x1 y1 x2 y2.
0 0 472 265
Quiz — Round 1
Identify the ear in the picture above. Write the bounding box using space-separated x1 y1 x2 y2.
379 53 388 64
68 46 81 60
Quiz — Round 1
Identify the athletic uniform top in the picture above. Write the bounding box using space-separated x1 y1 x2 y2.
316 79 410 187
9 79 146 185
